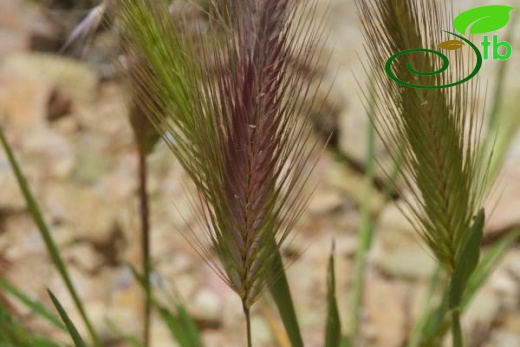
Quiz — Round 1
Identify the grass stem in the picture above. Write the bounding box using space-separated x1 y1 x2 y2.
244 303 253 347
451 309 463 347
267 246 304 347
138 148 152 347
347 78 377 346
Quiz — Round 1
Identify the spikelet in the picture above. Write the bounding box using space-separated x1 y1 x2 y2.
113 0 325 310
357 0 492 273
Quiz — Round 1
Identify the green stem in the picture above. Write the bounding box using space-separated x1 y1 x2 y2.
451 309 463 347
406 267 441 347
244 303 253 347
0 126 102 347
347 78 377 346
348 218 372 342
138 149 152 347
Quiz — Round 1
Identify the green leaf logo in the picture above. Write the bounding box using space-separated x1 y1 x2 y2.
453 5 513 35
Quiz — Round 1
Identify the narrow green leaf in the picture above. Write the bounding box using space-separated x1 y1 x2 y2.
156 305 203 347
0 124 101 347
462 227 520 308
47 290 88 347
325 243 341 347
0 278 65 331
175 305 203 347
156 306 190 347
453 5 513 35
267 248 304 347
449 209 485 309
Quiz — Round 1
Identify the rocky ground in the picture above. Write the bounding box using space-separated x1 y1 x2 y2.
1 0 520 346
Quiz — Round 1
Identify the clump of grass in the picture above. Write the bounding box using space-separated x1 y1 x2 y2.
113 0 325 345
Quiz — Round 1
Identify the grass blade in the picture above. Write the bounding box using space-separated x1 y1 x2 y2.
449 209 485 310
0 278 65 331
267 248 304 347
0 125 101 347
325 243 341 347
47 290 87 347
462 227 520 308
156 304 203 347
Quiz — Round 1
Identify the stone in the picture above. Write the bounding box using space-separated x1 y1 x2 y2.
44 184 119 245
0 53 92 135
1 52 98 105
0 72 52 131
19 127 76 180
0 0 59 55
189 288 223 325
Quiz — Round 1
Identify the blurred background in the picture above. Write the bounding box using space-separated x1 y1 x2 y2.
1 0 520 346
